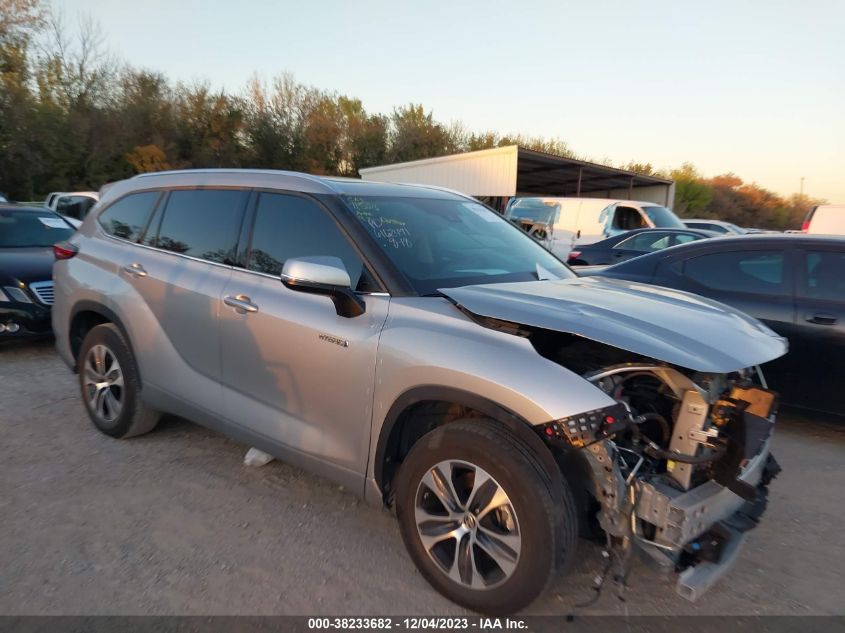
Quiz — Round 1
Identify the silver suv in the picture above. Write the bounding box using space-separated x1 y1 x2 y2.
53 170 786 614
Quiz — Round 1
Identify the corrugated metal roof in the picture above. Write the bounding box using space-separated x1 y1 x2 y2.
360 145 672 198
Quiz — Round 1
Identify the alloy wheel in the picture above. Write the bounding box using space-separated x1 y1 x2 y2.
414 460 521 590
83 344 124 423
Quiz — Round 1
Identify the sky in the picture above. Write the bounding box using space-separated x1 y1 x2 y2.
58 0 845 202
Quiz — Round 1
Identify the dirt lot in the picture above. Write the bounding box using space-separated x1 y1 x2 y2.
1 339 843 616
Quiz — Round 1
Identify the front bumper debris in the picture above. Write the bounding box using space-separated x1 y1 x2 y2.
635 448 780 601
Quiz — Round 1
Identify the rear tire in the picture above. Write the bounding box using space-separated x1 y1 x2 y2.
395 419 577 614
78 323 159 438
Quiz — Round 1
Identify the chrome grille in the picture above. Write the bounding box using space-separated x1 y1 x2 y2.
29 281 54 305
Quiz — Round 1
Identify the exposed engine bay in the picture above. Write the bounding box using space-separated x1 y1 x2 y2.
441 280 788 603
539 355 781 602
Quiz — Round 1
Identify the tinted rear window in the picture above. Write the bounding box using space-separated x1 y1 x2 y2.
802 251 845 301
684 251 786 295
154 189 246 264
98 192 161 241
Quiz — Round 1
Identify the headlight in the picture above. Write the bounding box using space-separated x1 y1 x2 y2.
3 286 31 303
537 403 631 448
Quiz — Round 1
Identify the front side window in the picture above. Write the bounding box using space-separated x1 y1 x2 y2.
674 233 701 245
343 195 574 295
684 250 786 295
247 193 367 289
98 191 161 241
801 251 845 301
57 195 97 220
154 189 246 264
616 231 673 252
613 206 648 231
504 199 560 225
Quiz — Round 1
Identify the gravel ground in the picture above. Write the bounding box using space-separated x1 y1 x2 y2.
1 339 843 616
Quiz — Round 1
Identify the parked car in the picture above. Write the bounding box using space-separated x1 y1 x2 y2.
683 219 748 235
47 191 99 228
53 170 785 613
567 227 718 266
582 234 845 415
0 205 75 338
504 197 686 259
45 192 64 208
803 204 845 235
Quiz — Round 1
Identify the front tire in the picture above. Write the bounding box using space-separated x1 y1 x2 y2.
395 419 577 614
78 323 159 438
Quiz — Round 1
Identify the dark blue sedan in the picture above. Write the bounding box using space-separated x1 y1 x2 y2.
0 205 75 338
567 227 718 266
581 234 845 415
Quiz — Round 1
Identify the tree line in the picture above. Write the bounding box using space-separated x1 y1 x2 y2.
0 0 822 229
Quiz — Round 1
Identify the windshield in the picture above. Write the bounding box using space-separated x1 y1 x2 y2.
642 205 685 228
0 209 74 247
504 198 560 225
343 195 574 295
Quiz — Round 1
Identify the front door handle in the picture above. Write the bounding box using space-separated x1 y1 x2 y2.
224 295 259 314
806 313 837 325
122 263 147 278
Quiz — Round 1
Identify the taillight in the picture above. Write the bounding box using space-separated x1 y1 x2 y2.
801 206 817 232
53 241 78 260
568 251 582 260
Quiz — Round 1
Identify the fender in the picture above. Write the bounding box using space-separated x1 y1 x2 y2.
373 385 560 495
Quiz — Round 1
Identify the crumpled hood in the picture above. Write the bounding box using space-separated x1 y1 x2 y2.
441 276 787 373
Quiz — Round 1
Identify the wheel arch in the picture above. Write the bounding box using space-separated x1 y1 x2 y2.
68 301 136 378
373 386 561 503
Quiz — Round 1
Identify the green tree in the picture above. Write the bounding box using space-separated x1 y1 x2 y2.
671 163 713 216
337 96 387 175
0 0 45 198
388 104 450 163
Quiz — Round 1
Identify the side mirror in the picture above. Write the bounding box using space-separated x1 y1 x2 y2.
281 256 365 318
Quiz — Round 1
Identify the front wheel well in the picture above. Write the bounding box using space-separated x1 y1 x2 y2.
375 390 563 505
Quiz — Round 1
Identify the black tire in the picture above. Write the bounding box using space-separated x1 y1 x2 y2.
395 419 577 614
77 323 159 438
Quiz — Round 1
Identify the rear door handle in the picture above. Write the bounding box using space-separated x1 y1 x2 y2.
122 263 147 278
224 295 259 314
806 313 837 325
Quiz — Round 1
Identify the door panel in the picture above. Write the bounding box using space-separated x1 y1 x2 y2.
123 247 231 406
791 249 845 413
218 191 390 475
121 187 247 409
220 273 389 472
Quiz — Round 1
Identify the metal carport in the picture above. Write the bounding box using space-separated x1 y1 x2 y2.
359 145 675 212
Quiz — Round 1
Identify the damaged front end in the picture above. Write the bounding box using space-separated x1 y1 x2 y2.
440 278 788 601
538 361 781 601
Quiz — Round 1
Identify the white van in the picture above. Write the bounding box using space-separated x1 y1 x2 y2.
803 204 845 235
504 197 686 258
